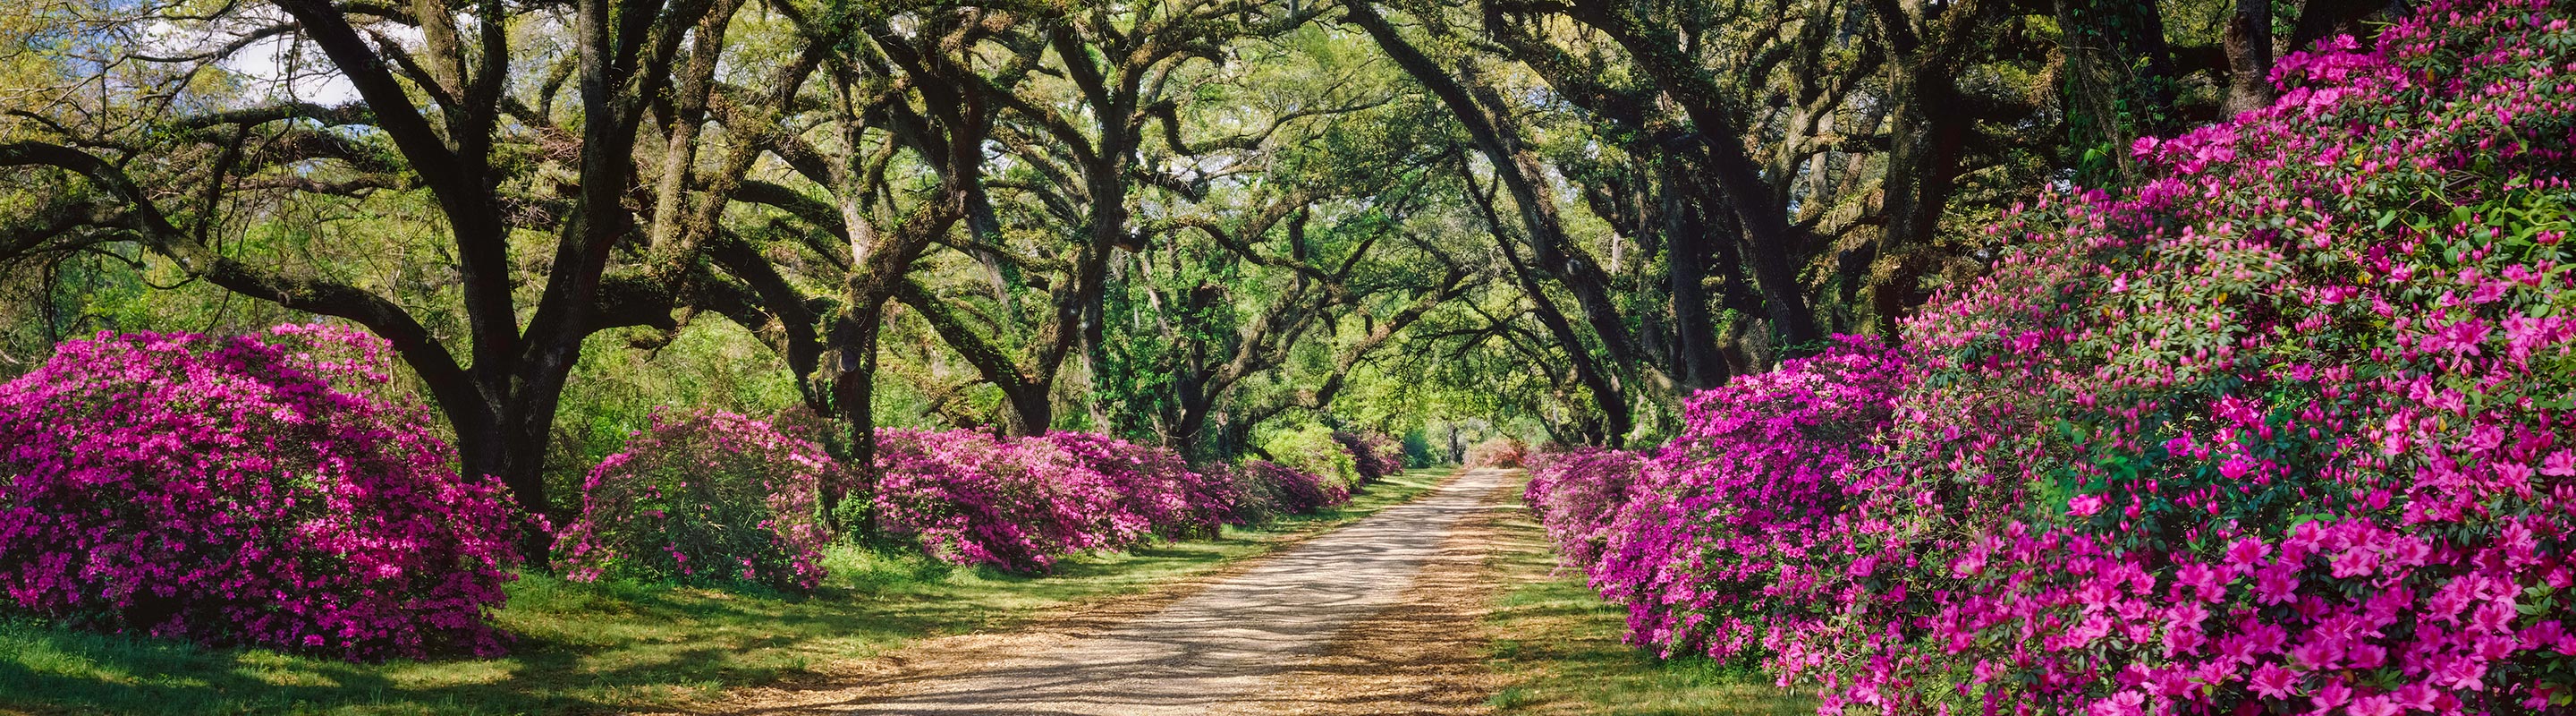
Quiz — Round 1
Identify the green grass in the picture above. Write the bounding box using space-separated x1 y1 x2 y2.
1480 473 1816 716
0 468 1451 715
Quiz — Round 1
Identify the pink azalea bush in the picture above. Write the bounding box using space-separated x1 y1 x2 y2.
1466 437 1528 468
0 325 517 660
1522 447 1648 572
1530 4 2576 712
1528 337 1911 662
555 408 829 592
1043 430 1243 540
870 430 1340 573
871 429 1144 573
1335 430 1406 483
561 417 1340 578
1374 433 1408 473
1224 458 1351 517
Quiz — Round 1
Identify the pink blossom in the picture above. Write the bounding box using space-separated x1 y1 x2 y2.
0 326 518 660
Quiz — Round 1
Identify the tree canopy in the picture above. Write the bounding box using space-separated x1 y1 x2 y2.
0 0 2405 533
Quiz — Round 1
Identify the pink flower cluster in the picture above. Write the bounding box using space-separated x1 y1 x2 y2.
1219 457 1352 518
1526 337 1909 661
1333 430 1407 483
1466 438 1529 468
0 326 518 661
560 411 1348 579
1522 447 1648 571
871 430 1346 574
555 408 831 592
1530 3 2576 712
1042 431 1245 540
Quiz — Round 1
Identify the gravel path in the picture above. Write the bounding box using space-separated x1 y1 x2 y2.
734 467 1511 715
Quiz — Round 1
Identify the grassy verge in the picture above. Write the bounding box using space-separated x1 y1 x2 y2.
0 468 1453 716
1479 471 1816 716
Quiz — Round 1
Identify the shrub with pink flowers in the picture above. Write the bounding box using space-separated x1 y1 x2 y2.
1522 447 1648 572
870 429 1145 574
1373 433 1410 473
1334 430 1405 483
0 325 518 661
1527 337 1911 662
1465 437 1528 468
1530 4 2576 713
560 419 1340 578
1231 457 1351 516
1043 430 1244 540
869 430 1346 573
555 408 829 592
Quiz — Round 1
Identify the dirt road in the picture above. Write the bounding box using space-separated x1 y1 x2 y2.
715 467 1514 715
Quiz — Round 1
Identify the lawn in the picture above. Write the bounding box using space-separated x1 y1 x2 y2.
0 469 1451 715
1479 472 1817 716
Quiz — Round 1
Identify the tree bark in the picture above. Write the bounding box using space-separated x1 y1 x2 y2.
2222 0 2275 115
1659 161 1729 392
825 197 965 524
1869 46 1971 337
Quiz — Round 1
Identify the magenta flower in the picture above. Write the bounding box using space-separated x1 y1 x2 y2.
2248 662 2300 699
555 409 828 592
0 325 517 661
1521 1 2576 712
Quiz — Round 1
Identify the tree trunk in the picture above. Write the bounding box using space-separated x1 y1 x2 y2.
2222 0 2275 115
1874 64 1971 338
827 299 888 533
1494 230 1631 447
1660 162 1728 392
1174 382 1220 461
999 383 1053 437
1557 4 1823 355
824 192 967 530
2056 0 2180 183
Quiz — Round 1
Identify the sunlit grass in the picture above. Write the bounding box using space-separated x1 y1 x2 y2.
0 469 1449 715
1480 472 1817 716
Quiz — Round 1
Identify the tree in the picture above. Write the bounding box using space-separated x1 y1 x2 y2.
0 0 787 555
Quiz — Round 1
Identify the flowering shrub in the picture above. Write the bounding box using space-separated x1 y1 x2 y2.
1527 337 1911 662
555 409 828 592
1334 430 1405 483
1530 4 2576 713
869 430 1346 573
1465 437 1528 468
1374 433 1410 473
1522 448 1648 572
1811 4 2576 712
869 429 1131 574
1226 458 1350 516
1043 431 1242 540
0 325 517 660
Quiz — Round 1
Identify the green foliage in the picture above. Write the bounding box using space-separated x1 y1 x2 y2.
549 322 805 499
1259 422 1363 490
